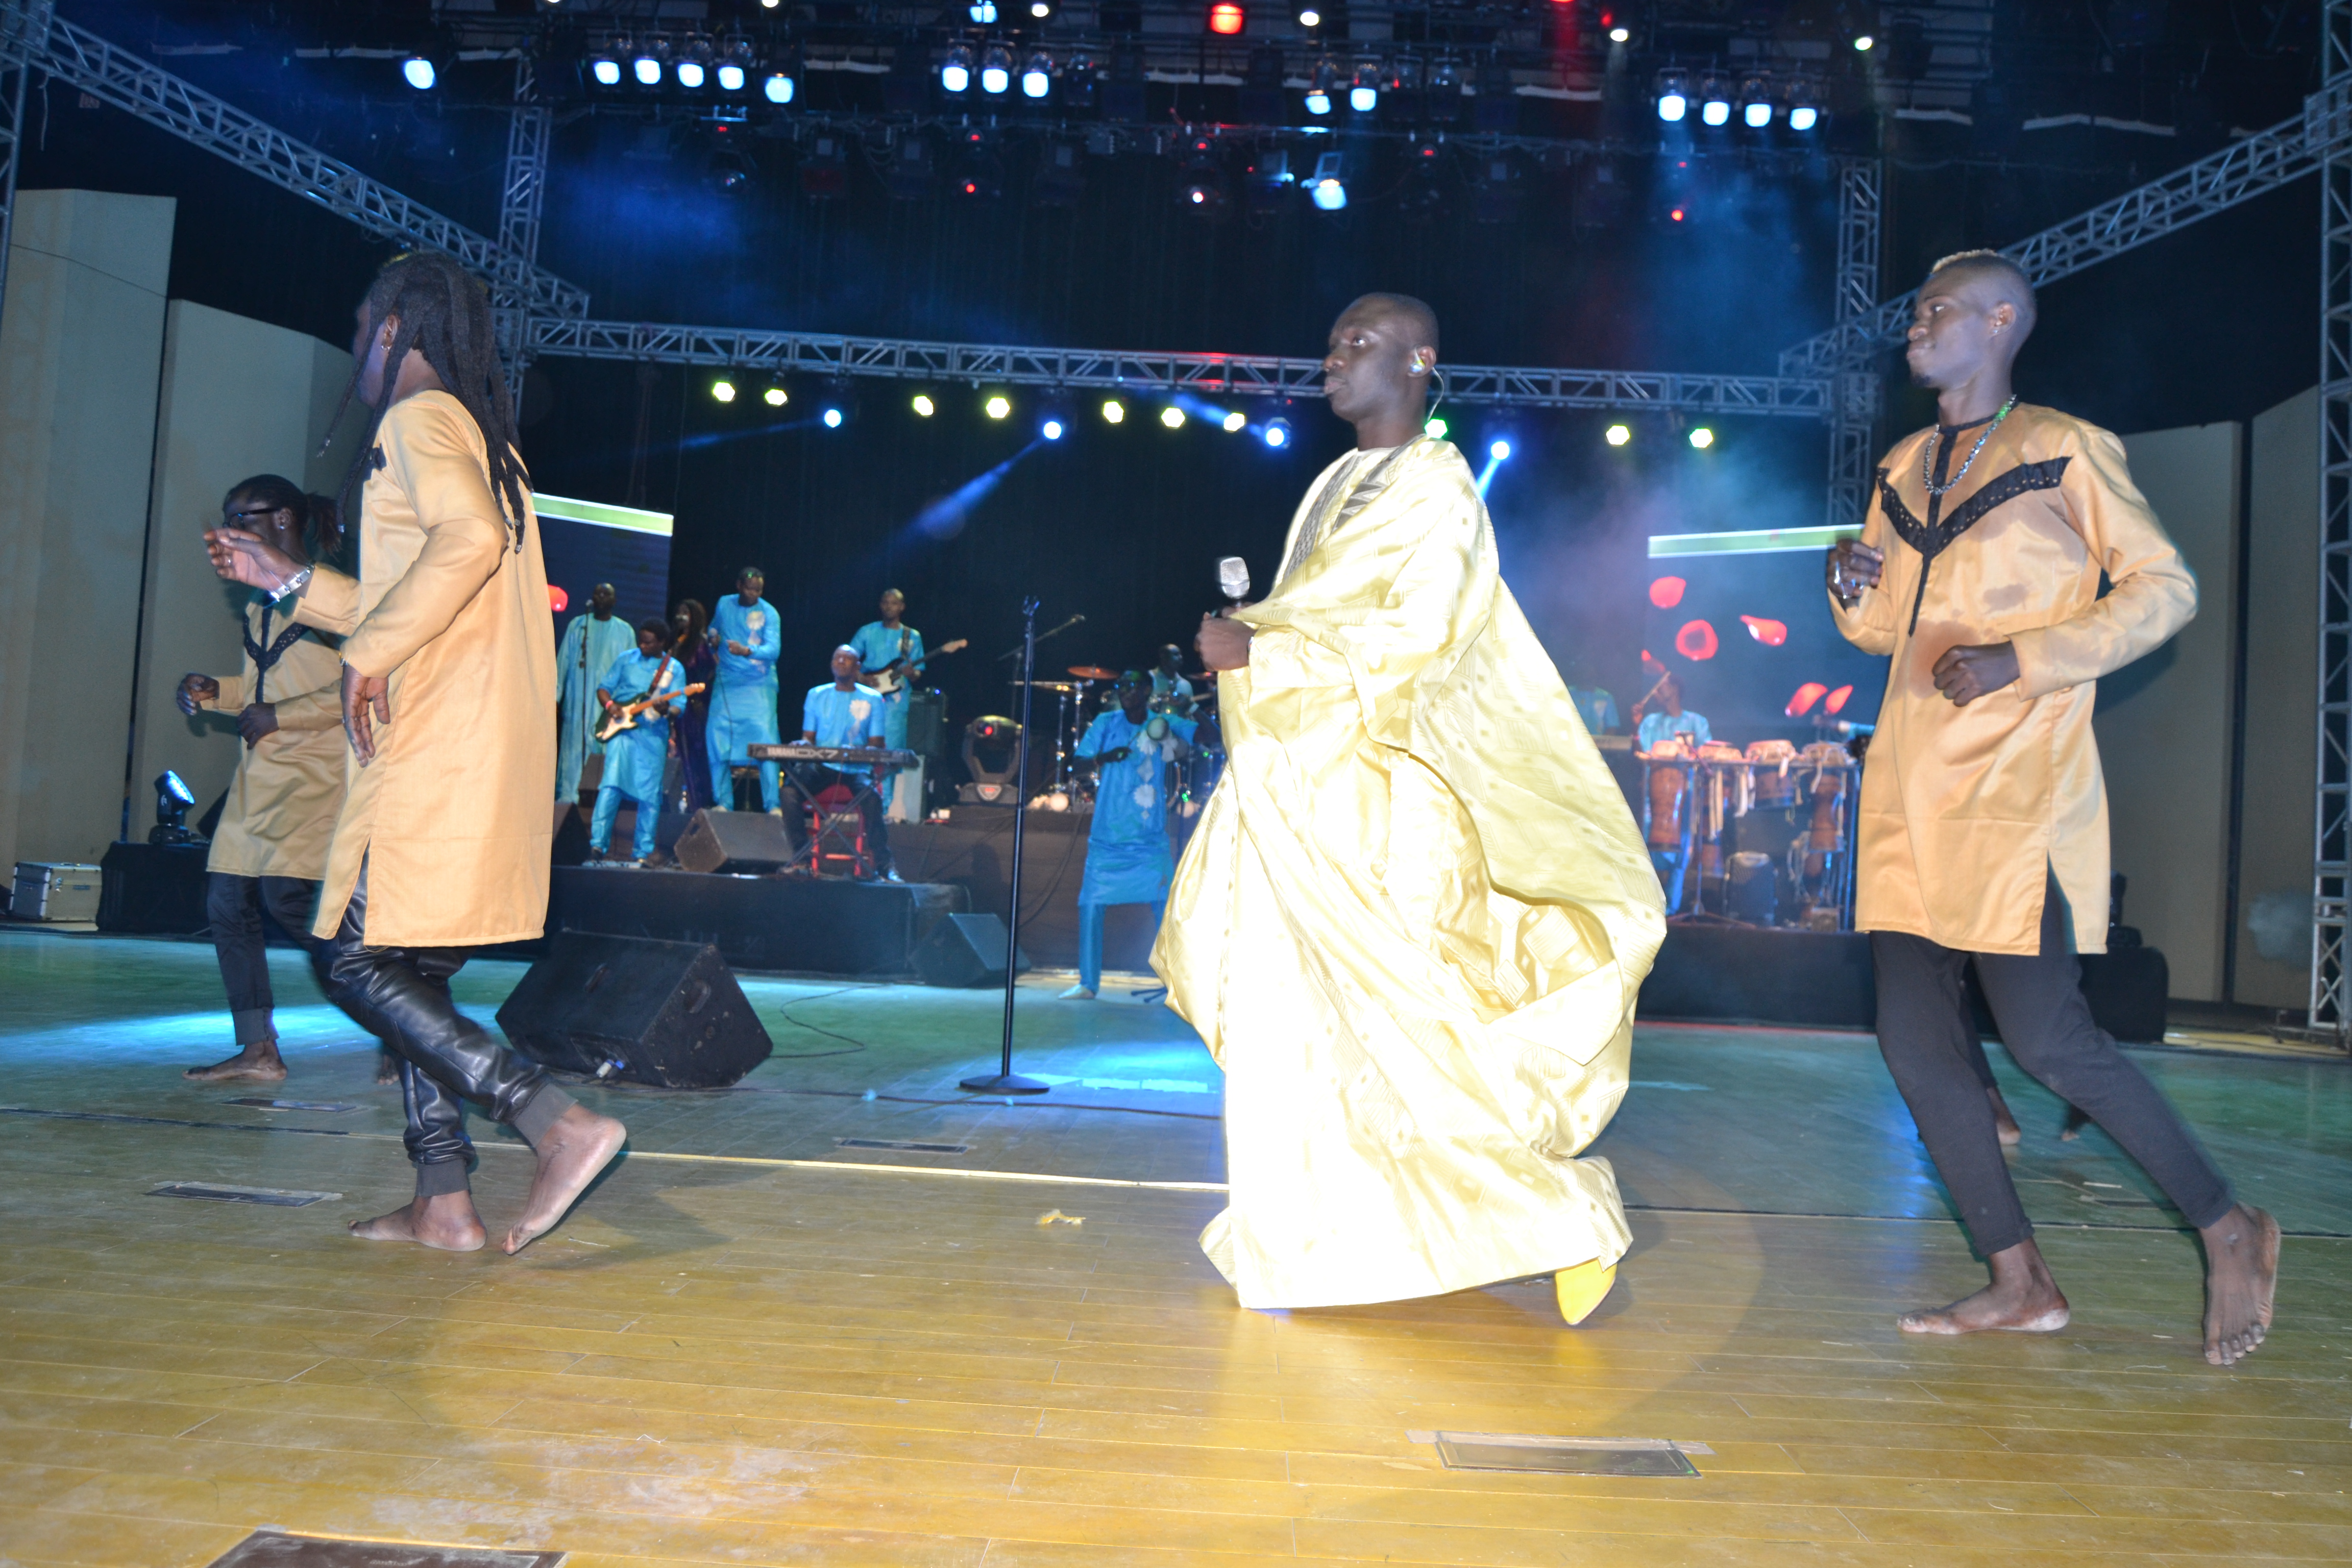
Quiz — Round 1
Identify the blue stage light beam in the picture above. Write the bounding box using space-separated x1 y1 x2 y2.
1475 438 1511 497
914 439 1051 540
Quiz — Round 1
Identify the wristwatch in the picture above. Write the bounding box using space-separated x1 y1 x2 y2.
270 565 314 603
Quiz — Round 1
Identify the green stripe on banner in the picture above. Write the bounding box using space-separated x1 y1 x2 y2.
532 492 675 536
1649 525 1860 558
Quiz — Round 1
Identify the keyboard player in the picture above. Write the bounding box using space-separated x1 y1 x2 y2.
785 646 897 879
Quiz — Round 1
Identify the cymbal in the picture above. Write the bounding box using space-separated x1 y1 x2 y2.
1067 665 1119 681
1015 679 1077 691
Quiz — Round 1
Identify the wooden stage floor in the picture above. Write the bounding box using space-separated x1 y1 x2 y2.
3 928 2349 1566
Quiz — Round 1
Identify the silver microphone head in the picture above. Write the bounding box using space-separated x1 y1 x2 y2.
1217 556 1251 601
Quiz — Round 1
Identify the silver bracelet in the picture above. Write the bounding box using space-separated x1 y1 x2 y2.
270 564 314 603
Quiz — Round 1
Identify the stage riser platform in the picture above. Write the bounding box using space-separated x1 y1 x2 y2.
545 867 965 977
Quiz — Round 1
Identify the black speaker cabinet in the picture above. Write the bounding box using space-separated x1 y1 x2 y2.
913 912 1032 988
673 808 796 874
497 932 773 1088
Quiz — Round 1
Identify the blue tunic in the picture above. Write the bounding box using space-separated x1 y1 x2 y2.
849 620 924 748
1076 708 1196 907
554 611 636 801
1637 709 1711 751
595 648 684 802
802 682 887 777
708 595 782 761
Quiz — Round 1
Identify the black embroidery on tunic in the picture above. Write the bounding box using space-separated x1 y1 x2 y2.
242 602 311 705
1876 455 2071 633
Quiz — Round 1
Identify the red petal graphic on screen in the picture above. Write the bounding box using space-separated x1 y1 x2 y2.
1739 615 1789 647
548 584 569 614
1824 683 1854 714
1674 620 1719 660
1649 575 1686 609
1785 682 1828 717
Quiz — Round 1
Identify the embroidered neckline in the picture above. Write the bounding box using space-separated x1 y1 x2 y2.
1877 455 2072 634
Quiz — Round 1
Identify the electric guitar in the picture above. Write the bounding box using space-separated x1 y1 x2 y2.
596 682 704 742
865 637 967 697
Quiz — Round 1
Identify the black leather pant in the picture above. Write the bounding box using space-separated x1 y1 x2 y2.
325 859 571 1197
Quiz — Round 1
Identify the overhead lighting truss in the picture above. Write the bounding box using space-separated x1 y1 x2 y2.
526 317 1833 416
0 0 587 321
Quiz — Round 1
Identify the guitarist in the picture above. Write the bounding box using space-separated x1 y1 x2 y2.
589 619 687 866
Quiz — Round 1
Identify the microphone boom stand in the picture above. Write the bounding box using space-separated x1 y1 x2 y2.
961 595 1049 1096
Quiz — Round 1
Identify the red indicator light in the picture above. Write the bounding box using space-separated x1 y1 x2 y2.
1670 207 1685 222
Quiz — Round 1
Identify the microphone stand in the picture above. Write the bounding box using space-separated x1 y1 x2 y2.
962 595 1049 1096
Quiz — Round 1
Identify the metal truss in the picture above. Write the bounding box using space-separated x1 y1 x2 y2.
0 0 39 334
1825 157 1882 531
526 316 1832 416
2317 1 2352 1037
1780 95 2352 379
0 0 587 320
494 58 552 401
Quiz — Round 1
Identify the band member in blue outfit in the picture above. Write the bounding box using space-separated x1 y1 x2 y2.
1062 671 1209 999
785 646 896 878
590 619 687 865
848 587 926 751
554 582 633 804
707 567 782 812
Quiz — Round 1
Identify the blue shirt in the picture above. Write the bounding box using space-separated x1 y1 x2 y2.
1076 707 1197 905
802 682 887 775
1569 685 1619 736
712 595 780 695
848 620 925 695
593 647 684 799
1637 709 1711 751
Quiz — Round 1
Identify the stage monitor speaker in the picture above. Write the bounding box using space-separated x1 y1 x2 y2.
497 932 773 1089
674 807 795 874
913 912 1032 988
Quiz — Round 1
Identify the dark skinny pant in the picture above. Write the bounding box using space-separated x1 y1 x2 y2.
1871 877 2235 1257
208 872 335 1045
324 859 572 1197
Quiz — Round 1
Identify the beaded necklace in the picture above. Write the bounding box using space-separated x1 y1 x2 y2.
1920 395 2019 497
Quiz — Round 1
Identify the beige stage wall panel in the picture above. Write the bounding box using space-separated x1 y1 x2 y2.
2097 421 2239 1001
129 302 364 841
0 190 175 883
2235 386 2320 1011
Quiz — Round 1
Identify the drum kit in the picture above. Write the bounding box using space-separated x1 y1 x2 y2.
1009 664 1225 817
1640 736 1861 929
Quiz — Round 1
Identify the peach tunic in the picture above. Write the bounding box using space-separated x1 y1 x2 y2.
292 390 557 947
1831 404 2196 957
195 599 347 880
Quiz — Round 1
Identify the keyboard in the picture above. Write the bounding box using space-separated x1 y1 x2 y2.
747 744 920 768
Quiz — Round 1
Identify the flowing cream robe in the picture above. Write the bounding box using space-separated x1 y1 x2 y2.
1154 436 1665 1310
293 390 558 947
1830 405 2196 956
196 599 347 880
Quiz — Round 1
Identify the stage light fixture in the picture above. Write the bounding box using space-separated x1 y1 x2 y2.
716 61 744 91
1021 51 1054 99
980 43 1013 95
1654 68 1688 122
1853 33 1874 51
1424 416 1448 438
1489 438 1511 461
1221 410 1247 433
1263 416 1291 448
1296 4 1321 26
822 406 845 428
765 69 796 103
1790 104 1818 131
913 393 936 416
591 50 622 87
1207 2 1246 36
717 39 753 93
942 44 974 93
986 394 1013 419
1308 149 1348 210
1161 406 1187 429
1609 24 1631 43
1101 399 1126 423
1305 56 1337 115
1605 423 1631 447
632 38 667 85
970 1 1000 20
1032 0 1054 16
401 56 437 91
1699 74 1731 126
1042 418 1066 440
676 38 713 89
1349 62 1378 112
762 0 781 7
711 377 738 403
1688 426 1714 449
1786 78 1822 131
1740 75 1772 127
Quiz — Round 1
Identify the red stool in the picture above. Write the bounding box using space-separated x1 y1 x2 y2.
807 783 870 877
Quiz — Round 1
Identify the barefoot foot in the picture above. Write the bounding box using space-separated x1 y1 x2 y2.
183 1043 287 1083
1555 1259 1617 1326
2201 1204 2281 1366
349 1191 486 1251
1899 1239 2070 1335
502 1105 627 1254
1987 1086 2022 1147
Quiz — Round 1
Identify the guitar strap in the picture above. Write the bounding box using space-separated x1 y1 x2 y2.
243 600 310 705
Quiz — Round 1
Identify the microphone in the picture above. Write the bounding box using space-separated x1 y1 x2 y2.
1217 556 1251 606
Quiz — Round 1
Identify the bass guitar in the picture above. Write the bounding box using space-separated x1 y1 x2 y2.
866 637 967 697
596 682 705 742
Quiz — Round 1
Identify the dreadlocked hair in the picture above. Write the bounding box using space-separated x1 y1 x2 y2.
324 250 531 550
223 473 345 565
